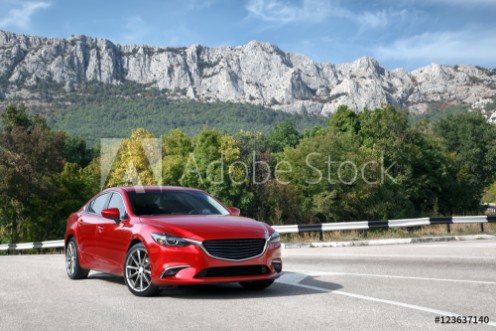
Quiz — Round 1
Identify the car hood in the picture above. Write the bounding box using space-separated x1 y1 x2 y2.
139 215 270 241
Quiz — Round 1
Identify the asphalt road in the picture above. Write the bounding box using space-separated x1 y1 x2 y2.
1 239 495 330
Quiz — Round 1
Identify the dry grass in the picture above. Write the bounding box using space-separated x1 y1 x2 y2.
281 223 496 243
0 247 64 256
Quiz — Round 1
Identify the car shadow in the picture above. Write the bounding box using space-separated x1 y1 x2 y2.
87 271 342 299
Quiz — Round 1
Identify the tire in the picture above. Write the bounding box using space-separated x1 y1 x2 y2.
65 238 90 280
124 243 160 297
239 279 275 290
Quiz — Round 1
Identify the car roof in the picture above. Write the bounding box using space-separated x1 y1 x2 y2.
106 186 203 193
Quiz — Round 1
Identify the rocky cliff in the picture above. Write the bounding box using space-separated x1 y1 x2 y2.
1 30 495 115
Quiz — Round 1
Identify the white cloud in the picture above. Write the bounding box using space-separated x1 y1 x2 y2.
0 1 51 30
358 9 408 29
245 0 406 29
374 29 496 66
245 0 334 24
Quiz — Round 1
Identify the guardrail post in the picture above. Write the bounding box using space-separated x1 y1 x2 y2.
480 223 484 233
446 224 451 233
319 230 323 241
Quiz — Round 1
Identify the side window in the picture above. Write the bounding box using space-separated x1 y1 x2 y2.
108 193 126 218
88 193 110 215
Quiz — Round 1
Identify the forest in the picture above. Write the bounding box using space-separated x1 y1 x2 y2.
1 102 496 244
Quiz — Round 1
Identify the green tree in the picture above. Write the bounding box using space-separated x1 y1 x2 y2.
0 104 66 243
280 105 454 221
267 119 301 153
483 182 496 203
358 105 451 216
38 162 100 239
1 103 31 131
434 112 496 213
180 129 243 206
328 105 360 134
280 129 389 221
106 128 161 187
162 129 192 186
63 135 95 168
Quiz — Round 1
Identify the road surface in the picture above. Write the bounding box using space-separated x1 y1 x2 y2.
0 239 495 330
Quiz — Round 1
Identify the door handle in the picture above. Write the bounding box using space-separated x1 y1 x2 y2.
97 225 104 233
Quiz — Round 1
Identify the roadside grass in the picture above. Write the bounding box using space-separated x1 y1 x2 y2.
281 223 496 243
0 248 63 256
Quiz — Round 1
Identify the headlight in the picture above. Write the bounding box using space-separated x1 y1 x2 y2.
268 230 280 243
151 233 191 247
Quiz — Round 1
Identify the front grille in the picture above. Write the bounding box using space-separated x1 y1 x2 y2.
202 238 266 260
195 265 269 278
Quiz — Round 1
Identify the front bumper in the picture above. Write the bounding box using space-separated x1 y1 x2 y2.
147 241 282 285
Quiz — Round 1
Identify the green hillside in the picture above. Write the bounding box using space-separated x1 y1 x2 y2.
29 82 328 144
410 102 470 124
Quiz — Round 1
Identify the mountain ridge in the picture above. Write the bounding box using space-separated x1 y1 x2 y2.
1 30 495 115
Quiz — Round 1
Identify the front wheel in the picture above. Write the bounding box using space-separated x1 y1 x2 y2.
124 243 160 297
239 279 274 290
65 238 89 279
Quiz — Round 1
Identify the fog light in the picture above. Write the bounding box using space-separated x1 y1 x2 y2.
272 261 282 273
160 265 190 278
164 269 179 277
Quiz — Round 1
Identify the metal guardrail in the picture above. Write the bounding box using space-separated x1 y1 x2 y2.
485 203 496 214
0 239 64 251
0 215 495 252
273 215 496 235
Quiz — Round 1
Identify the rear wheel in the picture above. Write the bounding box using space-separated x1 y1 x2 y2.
239 279 274 290
124 243 160 297
65 238 89 279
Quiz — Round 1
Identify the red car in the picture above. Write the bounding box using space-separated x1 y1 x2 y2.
64 186 282 296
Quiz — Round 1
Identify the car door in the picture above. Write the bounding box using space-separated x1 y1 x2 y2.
96 192 134 274
77 193 111 268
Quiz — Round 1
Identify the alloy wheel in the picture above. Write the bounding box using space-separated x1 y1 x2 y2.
125 248 152 292
65 241 77 276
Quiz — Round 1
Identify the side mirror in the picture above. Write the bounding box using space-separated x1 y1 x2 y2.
102 208 121 224
227 207 240 216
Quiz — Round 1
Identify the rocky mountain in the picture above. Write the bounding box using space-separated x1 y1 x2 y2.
1 30 495 115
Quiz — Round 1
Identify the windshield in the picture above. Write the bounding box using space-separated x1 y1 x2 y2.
127 190 230 216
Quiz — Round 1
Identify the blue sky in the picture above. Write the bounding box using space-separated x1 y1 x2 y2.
0 0 495 70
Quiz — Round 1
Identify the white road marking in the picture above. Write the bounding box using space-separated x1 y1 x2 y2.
331 291 496 327
276 272 496 327
283 252 496 260
284 269 496 285
408 244 496 248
